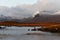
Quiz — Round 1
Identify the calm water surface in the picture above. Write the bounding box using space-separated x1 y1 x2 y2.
0 27 60 40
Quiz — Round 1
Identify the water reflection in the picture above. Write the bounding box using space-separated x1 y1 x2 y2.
0 27 60 40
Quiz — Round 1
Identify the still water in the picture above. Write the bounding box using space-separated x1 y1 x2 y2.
0 26 60 40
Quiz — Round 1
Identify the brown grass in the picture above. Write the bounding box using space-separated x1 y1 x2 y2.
0 21 60 28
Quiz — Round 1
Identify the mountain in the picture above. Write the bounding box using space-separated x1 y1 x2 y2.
21 14 60 23
0 13 60 23
32 14 60 23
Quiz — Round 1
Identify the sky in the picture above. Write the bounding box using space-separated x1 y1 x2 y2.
0 0 60 19
0 0 37 7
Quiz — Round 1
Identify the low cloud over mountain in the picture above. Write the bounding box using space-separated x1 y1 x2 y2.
0 0 60 19
0 6 33 19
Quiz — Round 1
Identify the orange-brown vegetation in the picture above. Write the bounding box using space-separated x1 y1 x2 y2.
0 21 60 28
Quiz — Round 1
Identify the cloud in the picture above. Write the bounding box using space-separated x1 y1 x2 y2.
0 0 60 19
36 0 60 11
30 0 60 15
52 11 60 15
0 6 33 19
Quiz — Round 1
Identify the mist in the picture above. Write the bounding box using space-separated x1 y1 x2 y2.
0 0 60 19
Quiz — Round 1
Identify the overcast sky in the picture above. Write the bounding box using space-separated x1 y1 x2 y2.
0 0 37 7
0 0 60 19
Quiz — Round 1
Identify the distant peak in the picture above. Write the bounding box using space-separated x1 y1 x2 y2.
33 11 40 17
